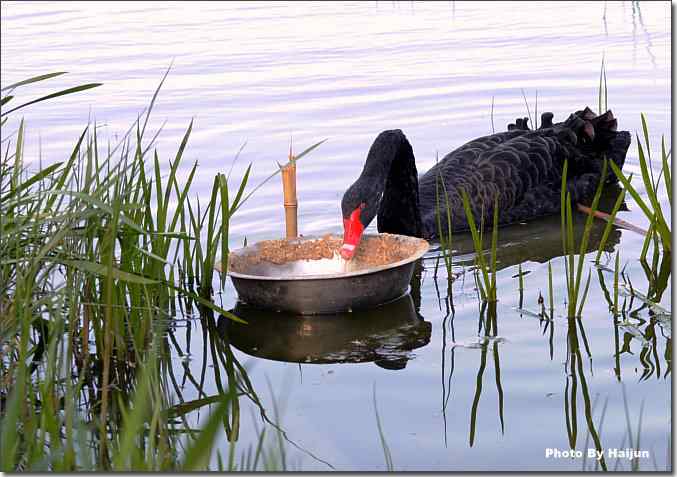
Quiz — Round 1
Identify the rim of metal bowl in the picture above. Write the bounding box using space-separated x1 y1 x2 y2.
225 234 430 281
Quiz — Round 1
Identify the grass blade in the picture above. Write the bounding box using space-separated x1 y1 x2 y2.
2 83 103 117
0 71 67 92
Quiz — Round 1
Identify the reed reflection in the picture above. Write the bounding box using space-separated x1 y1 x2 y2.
425 185 625 272
596 247 671 382
466 302 505 447
564 316 607 470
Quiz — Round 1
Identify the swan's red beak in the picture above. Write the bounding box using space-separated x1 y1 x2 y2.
341 206 365 260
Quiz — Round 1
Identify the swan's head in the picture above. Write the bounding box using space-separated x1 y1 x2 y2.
340 129 414 259
340 182 381 260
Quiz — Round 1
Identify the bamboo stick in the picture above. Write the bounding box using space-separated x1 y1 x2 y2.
281 145 298 238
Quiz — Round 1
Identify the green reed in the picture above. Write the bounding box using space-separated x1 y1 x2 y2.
609 114 671 254
434 161 453 282
0 71 309 471
598 55 608 115
613 250 620 315
593 187 626 264
460 192 498 302
1 71 102 117
559 159 608 318
547 261 554 317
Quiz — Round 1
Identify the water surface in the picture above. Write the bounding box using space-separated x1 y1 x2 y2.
1 1 671 471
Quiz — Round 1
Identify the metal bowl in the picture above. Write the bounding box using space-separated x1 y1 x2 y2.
220 233 429 314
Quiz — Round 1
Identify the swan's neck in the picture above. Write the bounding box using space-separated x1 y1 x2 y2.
372 131 423 237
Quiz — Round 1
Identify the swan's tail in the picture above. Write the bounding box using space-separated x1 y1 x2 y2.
568 106 631 184
508 107 631 184
510 107 631 185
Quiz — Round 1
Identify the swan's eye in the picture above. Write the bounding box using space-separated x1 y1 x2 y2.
359 202 366 210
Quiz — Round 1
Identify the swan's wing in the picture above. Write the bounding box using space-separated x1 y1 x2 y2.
419 110 631 236
420 130 567 229
498 173 600 226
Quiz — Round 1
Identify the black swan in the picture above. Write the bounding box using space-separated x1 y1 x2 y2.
340 107 631 259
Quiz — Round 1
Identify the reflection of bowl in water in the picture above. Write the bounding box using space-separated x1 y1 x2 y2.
218 294 431 369
220 233 429 315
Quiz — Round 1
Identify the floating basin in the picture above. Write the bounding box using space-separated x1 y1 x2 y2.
218 233 429 314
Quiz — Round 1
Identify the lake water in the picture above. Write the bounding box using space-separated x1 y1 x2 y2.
1 1 671 471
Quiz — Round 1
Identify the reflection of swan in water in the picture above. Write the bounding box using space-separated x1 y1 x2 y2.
217 294 431 370
425 184 625 272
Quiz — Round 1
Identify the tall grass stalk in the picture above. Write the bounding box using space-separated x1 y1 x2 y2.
613 250 620 315
434 159 453 282
560 159 607 317
547 261 554 317
609 114 671 253
593 188 626 264
598 55 608 114
460 192 498 302
0 71 298 471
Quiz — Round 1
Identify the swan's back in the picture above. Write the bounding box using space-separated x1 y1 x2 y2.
418 108 631 236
